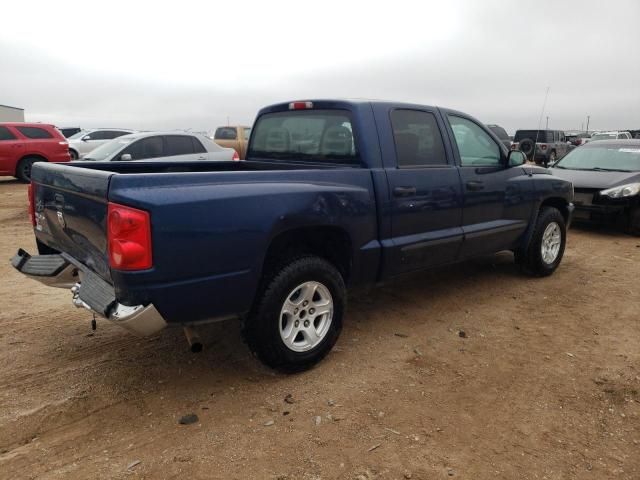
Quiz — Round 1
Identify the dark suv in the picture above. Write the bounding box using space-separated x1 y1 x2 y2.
487 124 512 149
512 129 569 166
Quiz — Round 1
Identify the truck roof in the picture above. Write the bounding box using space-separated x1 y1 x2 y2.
259 98 446 114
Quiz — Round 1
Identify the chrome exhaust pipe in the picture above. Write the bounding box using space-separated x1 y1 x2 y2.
183 326 203 353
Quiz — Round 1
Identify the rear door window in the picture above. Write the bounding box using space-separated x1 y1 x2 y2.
214 127 237 140
249 109 358 163
390 109 447 167
0 126 17 140
164 135 195 156
192 137 206 153
16 126 53 139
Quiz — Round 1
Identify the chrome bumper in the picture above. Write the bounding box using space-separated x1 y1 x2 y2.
12 249 167 336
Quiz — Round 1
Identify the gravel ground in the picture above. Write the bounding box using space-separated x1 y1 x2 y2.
0 177 638 480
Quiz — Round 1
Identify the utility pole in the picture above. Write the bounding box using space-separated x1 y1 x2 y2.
586 115 590 134
546 116 549 129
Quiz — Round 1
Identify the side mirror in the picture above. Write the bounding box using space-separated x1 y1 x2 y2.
507 149 526 167
82 135 91 141
120 153 132 161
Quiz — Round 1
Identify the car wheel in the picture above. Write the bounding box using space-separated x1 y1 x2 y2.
242 256 345 372
69 149 79 160
627 206 640 236
517 206 567 276
15 157 41 183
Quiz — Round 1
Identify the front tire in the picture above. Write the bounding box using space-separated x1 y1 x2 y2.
243 256 345 372
517 206 567 276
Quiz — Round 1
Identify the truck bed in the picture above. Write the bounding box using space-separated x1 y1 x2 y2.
30 160 379 324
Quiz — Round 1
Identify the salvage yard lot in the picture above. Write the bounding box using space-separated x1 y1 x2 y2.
0 178 638 480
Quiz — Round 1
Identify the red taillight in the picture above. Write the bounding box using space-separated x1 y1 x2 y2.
288 101 313 110
107 203 152 271
511 144 517 150
28 183 36 226
540 144 547 150
232 150 240 161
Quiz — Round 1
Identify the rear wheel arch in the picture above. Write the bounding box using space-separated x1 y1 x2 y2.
261 226 353 284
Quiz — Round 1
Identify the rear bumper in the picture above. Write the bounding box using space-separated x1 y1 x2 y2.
11 249 167 336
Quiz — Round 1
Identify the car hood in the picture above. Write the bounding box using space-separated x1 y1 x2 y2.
549 168 640 189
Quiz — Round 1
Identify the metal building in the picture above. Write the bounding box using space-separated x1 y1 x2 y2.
0 104 25 122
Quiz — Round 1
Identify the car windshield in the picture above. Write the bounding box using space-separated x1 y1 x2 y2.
83 137 134 161
554 146 640 172
591 133 618 141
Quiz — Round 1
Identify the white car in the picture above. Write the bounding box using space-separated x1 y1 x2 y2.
81 131 239 162
68 128 136 159
590 131 633 141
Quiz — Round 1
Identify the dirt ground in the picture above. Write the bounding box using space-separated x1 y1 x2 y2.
0 177 638 480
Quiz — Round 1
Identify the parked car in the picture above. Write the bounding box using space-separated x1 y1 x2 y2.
82 132 238 162
67 128 135 159
12 99 573 372
512 129 570 166
486 124 512 148
58 127 82 138
550 139 640 235
213 125 251 159
0 122 70 181
589 131 632 142
564 131 591 147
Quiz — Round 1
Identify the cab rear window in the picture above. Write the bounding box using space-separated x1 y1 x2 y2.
248 110 358 163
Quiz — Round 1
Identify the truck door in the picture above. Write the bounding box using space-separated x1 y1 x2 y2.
444 113 533 258
374 105 464 277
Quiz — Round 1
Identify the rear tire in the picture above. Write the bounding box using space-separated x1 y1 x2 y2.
519 138 535 160
242 256 345 372
69 149 79 160
517 206 567 276
15 157 41 183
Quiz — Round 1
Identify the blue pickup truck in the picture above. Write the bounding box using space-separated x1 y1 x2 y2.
12 100 574 371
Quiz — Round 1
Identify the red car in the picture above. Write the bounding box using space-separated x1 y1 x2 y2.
0 123 71 182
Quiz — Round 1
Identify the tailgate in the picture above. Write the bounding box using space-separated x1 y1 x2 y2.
31 162 114 282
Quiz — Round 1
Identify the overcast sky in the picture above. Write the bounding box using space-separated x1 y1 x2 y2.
1 0 639 134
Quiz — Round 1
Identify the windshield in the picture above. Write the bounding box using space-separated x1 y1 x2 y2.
554 146 640 171
248 109 359 163
83 137 134 161
591 133 617 141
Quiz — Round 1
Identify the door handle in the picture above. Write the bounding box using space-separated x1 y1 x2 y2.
393 186 417 197
466 181 484 191
197 155 207 160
